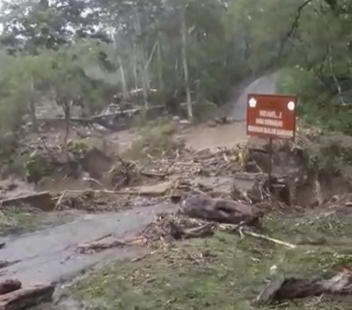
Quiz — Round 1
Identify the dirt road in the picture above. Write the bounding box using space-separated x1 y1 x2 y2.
185 74 277 150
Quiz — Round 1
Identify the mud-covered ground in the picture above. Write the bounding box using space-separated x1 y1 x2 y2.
71 210 352 310
3 74 352 310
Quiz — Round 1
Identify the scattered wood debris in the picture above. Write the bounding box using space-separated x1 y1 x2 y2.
124 213 216 248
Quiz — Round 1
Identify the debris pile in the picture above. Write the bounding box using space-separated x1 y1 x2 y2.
53 189 157 212
325 193 352 209
167 146 245 177
126 213 216 248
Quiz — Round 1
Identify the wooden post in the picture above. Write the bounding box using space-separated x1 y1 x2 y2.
268 138 273 190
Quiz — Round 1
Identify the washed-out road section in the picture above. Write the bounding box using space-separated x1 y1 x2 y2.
0 74 277 286
0 204 175 285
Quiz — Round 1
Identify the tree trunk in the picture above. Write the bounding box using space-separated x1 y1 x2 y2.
29 76 37 132
61 101 71 160
28 100 37 132
157 40 164 91
181 8 193 121
132 40 138 89
118 56 129 101
134 12 148 109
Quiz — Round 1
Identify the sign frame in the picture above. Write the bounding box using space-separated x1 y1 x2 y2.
246 93 298 190
246 93 297 141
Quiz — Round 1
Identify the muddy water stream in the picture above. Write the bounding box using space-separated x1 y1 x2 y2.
0 203 175 285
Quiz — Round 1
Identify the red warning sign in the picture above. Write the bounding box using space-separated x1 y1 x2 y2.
246 94 297 140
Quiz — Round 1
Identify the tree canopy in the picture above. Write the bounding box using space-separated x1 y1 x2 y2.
0 0 351 140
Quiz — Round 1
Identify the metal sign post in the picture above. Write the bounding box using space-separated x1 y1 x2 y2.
246 94 297 190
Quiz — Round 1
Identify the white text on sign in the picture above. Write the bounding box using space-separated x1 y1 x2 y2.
248 109 293 137
258 110 282 119
247 125 294 138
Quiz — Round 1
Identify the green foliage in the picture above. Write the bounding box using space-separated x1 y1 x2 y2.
0 0 350 162
25 151 53 184
278 68 352 133
67 140 92 159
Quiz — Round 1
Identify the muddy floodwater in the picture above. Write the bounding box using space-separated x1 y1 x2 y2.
0 203 176 285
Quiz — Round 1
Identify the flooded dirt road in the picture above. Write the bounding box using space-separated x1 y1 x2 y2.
185 74 277 150
0 203 176 285
1 75 276 287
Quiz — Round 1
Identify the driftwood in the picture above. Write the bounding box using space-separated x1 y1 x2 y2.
0 283 55 310
168 222 215 240
181 195 263 226
0 280 21 295
0 192 54 211
244 231 296 249
257 272 352 304
77 239 126 254
0 261 19 270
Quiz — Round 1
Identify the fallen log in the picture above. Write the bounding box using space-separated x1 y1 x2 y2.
182 224 215 239
256 272 352 304
0 261 20 270
0 280 21 295
181 195 263 226
0 192 54 211
0 283 55 310
78 239 126 254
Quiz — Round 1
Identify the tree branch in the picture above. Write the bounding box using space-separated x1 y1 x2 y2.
276 0 314 61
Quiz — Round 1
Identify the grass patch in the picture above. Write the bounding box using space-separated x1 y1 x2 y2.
72 212 352 310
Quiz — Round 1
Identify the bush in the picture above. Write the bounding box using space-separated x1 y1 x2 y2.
277 68 352 133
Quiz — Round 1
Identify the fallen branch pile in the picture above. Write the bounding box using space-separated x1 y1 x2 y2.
125 213 216 248
151 146 246 178
76 195 281 252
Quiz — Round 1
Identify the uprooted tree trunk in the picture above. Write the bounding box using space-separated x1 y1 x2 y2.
257 272 352 305
0 283 55 310
0 191 54 211
181 195 263 226
0 280 21 295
